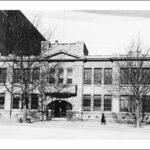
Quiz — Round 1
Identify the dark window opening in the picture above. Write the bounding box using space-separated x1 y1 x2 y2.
0 68 6 83
84 68 92 84
94 68 102 84
0 93 5 109
104 95 112 111
83 95 91 111
31 94 38 109
32 68 40 81
13 96 20 109
93 95 101 111
104 68 112 84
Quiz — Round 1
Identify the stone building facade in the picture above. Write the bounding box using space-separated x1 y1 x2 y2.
0 41 150 120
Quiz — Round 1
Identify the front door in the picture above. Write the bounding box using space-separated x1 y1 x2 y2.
49 100 72 118
53 101 66 117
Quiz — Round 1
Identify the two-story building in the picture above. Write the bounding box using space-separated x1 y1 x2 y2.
0 41 150 120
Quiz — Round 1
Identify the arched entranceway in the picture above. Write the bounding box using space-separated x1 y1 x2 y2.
48 100 72 118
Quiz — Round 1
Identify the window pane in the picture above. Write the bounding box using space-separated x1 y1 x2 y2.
31 94 38 109
13 95 20 109
84 68 92 84
21 96 29 109
83 95 91 111
0 68 6 83
120 68 128 84
120 95 131 112
104 95 112 111
0 93 4 109
67 68 73 77
131 68 138 84
58 68 64 84
67 68 73 84
49 69 56 84
143 96 150 112
32 68 40 81
104 68 112 84
67 78 72 84
58 78 63 84
14 68 31 83
93 95 101 111
23 68 31 83
14 68 21 83
142 68 150 84
94 68 102 84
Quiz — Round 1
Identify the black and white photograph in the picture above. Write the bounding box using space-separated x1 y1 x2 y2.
1 1 150 149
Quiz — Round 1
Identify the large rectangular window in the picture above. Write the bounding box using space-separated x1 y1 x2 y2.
67 68 73 84
94 68 102 84
142 68 150 84
14 68 31 83
0 93 5 109
93 95 101 111
14 69 21 83
24 68 31 83
32 68 40 81
104 95 112 111
104 68 112 84
83 95 91 111
13 95 20 109
58 68 64 84
84 68 92 84
49 68 56 84
0 68 6 83
120 68 128 84
142 96 150 112
131 68 138 84
31 94 38 109
120 95 131 112
21 96 29 109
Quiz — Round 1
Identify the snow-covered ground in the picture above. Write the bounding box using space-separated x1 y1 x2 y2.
0 118 150 139
1 118 150 149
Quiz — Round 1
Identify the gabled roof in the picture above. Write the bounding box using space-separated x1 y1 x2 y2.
43 49 85 60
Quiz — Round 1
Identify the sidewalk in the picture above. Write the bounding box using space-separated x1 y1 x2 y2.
1 118 150 139
0 117 150 131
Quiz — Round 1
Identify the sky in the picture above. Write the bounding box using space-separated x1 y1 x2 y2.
23 10 150 56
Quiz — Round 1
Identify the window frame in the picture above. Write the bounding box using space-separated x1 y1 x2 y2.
142 95 150 113
58 68 64 84
0 68 7 83
93 94 101 111
0 93 5 109
32 68 40 81
12 95 20 109
67 68 73 85
84 68 92 84
120 68 128 84
83 94 91 111
31 94 39 109
104 95 112 111
120 95 131 112
94 68 102 84
104 68 112 84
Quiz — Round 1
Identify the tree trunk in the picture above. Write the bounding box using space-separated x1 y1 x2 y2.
22 96 27 123
135 107 141 127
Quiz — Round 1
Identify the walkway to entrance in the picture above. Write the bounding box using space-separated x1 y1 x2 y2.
48 100 72 118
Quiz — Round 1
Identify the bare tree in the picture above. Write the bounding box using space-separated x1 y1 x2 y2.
113 40 150 127
0 11 47 122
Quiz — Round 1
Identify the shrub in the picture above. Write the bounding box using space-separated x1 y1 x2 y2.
112 112 134 124
66 110 74 120
16 115 24 123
